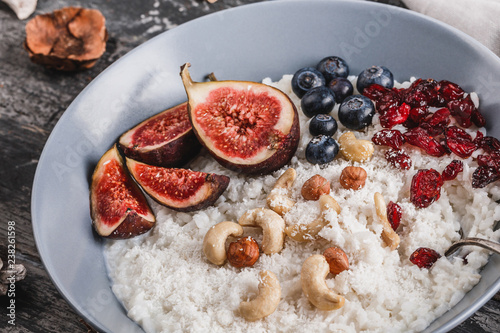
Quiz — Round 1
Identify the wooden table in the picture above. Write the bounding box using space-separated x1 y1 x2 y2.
1 0 499 331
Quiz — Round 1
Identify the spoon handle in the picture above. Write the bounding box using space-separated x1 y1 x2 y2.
445 238 500 257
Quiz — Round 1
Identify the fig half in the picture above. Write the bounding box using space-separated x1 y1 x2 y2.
118 102 201 167
90 145 155 239
180 63 300 175
126 158 230 212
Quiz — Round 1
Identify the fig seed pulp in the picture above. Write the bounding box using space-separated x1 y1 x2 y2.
90 145 155 239
180 63 300 175
119 102 201 168
126 158 230 212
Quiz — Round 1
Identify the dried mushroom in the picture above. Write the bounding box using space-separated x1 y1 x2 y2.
24 7 108 71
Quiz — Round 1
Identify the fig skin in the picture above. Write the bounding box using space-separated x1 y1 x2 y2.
90 145 155 239
126 158 230 212
118 102 202 168
180 63 300 175
105 211 155 239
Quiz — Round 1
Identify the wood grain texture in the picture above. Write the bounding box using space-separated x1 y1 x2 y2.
0 0 498 332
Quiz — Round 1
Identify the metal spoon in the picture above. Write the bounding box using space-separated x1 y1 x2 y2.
445 237 500 257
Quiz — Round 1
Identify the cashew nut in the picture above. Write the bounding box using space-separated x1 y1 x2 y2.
203 221 243 265
267 168 297 216
374 192 400 251
239 270 281 321
285 194 341 242
238 208 285 254
338 131 374 162
301 254 345 310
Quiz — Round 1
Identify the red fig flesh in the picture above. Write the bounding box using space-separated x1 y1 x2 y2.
180 63 300 175
126 158 230 212
118 102 201 167
90 145 155 239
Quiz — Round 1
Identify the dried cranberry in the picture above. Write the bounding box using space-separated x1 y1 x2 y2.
404 127 446 157
477 152 500 171
409 106 429 124
442 160 464 181
447 95 476 128
472 166 500 188
404 78 443 107
379 103 410 128
410 169 443 208
445 126 477 158
372 129 405 149
362 84 391 103
387 201 402 230
404 106 429 129
476 136 500 153
362 84 403 116
473 131 484 145
419 108 451 136
409 247 441 268
438 136 452 155
385 149 412 170
438 80 465 102
471 108 486 127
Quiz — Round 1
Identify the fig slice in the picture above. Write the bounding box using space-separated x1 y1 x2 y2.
90 145 155 239
180 63 300 175
118 102 202 168
126 158 230 212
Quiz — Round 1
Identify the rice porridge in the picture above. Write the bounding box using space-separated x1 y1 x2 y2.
105 74 500 333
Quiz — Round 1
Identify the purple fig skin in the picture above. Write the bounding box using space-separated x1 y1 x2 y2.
118 102 202 168
173 173 230 212
90 145 156 239
126 158 230 212
180 63 300 175
105 211 156 239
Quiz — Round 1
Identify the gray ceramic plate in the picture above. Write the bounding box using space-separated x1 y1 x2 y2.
32 0 500 332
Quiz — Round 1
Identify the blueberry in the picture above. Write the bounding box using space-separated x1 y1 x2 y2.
356 65 394 93
328 77 353 103
338 95 375 130
316 56 349 82
309 114 337 136
301 86 336 118
305 135 339 164
291 67 326 98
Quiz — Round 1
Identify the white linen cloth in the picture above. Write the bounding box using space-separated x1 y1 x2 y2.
402 0 500 56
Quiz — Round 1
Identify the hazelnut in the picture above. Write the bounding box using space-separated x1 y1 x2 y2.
323 247 349 275
227 236 260 268
301 174 331 201
339 166 367 190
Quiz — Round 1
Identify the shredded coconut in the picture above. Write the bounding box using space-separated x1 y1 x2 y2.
105 75 500 333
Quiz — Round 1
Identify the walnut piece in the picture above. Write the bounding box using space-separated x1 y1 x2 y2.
24 7 108 71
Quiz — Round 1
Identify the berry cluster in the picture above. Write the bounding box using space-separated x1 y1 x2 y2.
291 56 351 164
292 57 395 165
290 60 499 270
365 78 499 189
